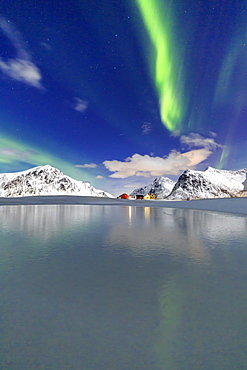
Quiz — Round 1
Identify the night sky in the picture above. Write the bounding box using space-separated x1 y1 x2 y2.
0 0 247 195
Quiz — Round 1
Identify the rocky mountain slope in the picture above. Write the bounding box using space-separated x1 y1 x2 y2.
166 166 247 200
130 176 176 199
0 165 114 198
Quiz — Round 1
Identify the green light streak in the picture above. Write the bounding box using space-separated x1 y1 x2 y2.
0 132 92 181
135 0 183 131
217 145 230 169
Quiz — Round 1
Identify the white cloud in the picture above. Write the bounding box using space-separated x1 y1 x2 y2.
142 122 152 134
75 163 97 168
96 175 104 179
124 184 138 188
0 16 43 89
103 149 212 178
0 17 28 59
0 59 42 88
209 131 217 138
40 42 52 51
103 132 223 179
73 98 88 113
0 147 35 160
170 130 181 137
123 181 149 189
180 132 222 150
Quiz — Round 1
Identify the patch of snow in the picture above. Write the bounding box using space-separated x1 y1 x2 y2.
130 176 175 199
0 165 114 198
167 167 247 200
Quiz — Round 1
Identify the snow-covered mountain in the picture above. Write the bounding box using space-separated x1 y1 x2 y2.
130 176 176 199
0 165 114 198
166 166 247 200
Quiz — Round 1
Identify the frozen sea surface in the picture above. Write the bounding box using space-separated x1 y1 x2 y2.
0 195 247 215
1 204 247 369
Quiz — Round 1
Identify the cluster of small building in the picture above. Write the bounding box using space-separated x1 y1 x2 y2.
117 193 157 200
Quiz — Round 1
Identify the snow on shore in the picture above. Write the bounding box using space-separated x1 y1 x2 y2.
0 196 247 216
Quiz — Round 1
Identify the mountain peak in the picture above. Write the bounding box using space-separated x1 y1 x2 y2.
130 176 175 199
28 164 61 172
0 165 114 198
166 167 247 200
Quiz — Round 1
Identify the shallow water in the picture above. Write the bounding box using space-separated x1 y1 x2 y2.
1 205 247 369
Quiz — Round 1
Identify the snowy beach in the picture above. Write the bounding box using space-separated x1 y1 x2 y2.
0 195 247 216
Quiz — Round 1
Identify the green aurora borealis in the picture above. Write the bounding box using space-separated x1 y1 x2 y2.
135 0 184 132
0 0 247 193
0 131 92 181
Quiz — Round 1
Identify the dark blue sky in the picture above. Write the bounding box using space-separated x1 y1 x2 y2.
0 0 246 195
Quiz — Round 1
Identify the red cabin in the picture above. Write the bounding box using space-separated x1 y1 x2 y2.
117 193 130 199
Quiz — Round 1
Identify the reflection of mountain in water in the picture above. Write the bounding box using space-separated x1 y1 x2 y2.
1 204 246 268
154 210 247 370
1 204 247 369
106 207 247 263
1 205 246 250
0 205 113 239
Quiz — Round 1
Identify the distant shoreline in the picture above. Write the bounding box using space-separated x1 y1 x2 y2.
0 195 247 216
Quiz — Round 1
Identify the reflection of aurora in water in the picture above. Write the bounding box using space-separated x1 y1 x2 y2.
155 253 247 369
1 205 247 369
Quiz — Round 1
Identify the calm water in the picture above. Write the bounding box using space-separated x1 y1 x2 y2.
1 204 247 370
